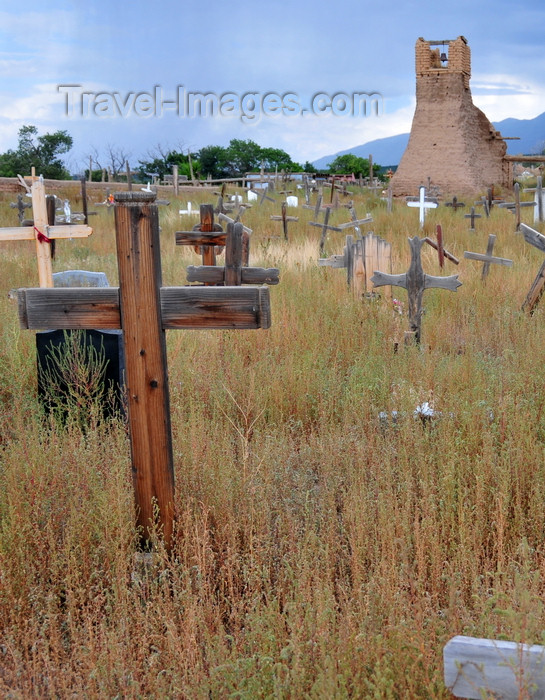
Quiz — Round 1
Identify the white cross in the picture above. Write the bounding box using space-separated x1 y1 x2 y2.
407 186 437 227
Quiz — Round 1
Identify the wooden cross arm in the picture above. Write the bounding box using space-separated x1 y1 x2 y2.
521 223 545 252
270 215 299 222
422 237 460 264
318 254 346 268
308 221 343 232
498 201 536 208
371 271 407 289
0 224 92 242
463 251 514 267
17 286 271 330
337 216 373 230
175 231 227 246
186 266 280 285
423 273 462 291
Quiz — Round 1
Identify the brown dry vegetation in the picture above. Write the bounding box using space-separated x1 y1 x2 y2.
1 180 545 698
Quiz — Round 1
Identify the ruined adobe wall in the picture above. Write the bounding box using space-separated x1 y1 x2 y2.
390 38 510 197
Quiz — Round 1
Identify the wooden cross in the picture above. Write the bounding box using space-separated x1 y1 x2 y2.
498 182 535 230
308 207 342 256
423 224 459 268
524 176 544 223
381 185 393 213
520 223 545 313
175 204 226 270
371 236 461 344
218 207 252 238
464 234 513 280
336 207 373 234
186 221 279 286
407 186 438 227
10 193 32 223
0 178 93 287
464 206 482 231
15 192 274 551
319 231 392 299
302 193 326 219
257 188 275 205
270 201 299 241
444 195 465 212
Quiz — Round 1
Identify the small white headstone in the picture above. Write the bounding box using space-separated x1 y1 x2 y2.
286 196 298 207
248 191 258 202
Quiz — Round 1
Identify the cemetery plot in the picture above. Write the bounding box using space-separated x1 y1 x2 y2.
16 192 275 551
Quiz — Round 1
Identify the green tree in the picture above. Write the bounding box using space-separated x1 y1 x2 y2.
0 125 73 179
197 145 228 179
328 154 379 178
137 147 200 182
223 139 263 176
259 146 301 172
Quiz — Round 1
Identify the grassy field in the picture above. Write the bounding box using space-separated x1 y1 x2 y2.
1 180 545 698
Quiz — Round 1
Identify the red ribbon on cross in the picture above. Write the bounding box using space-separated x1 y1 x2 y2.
34 226 52 244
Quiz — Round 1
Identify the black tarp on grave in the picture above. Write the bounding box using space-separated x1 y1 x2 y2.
36 329 125 420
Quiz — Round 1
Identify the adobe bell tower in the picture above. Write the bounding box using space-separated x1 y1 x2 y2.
390 36 511 196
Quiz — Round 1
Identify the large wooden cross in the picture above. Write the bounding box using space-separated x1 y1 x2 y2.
371 236 461 343
0 178 93 287
16 192 273 551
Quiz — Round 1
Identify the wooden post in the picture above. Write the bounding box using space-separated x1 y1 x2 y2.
423 224 459 268
125 161 132 191
80 177 89 225
270 201 298 241
368 154 373 184
114 192 174 549
88 156 92 183
172 164 179 197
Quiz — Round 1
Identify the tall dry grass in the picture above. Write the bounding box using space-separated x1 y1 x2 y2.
1 182 545 697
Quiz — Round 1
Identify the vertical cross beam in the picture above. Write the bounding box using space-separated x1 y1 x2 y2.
407 186 437 227
114 191 175 550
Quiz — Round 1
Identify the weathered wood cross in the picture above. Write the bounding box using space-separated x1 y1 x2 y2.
0 178 93 287
521 222 545 313
407 186 438 227
371 236 461 344
270 201 299 241
464 206 482 231
498 182 535 231
15 192 274 551
464 234 513 280
10 193 32 223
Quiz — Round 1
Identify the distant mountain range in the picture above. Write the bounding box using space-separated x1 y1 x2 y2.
312 111 545 170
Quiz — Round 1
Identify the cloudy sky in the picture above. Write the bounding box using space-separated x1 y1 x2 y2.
2 0 545 174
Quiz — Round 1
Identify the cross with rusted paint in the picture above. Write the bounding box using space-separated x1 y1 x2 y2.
423 224 459 268
371 236 461 344
270 201 299 240
15 192 274 552
0 178 93 287
186 221 279 286
464 234 513 280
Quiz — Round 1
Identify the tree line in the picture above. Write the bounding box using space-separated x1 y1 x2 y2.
0 125 380 182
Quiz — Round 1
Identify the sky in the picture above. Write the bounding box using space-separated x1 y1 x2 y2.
2 0 545 174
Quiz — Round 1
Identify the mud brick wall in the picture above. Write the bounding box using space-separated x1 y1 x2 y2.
391 37 510 197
